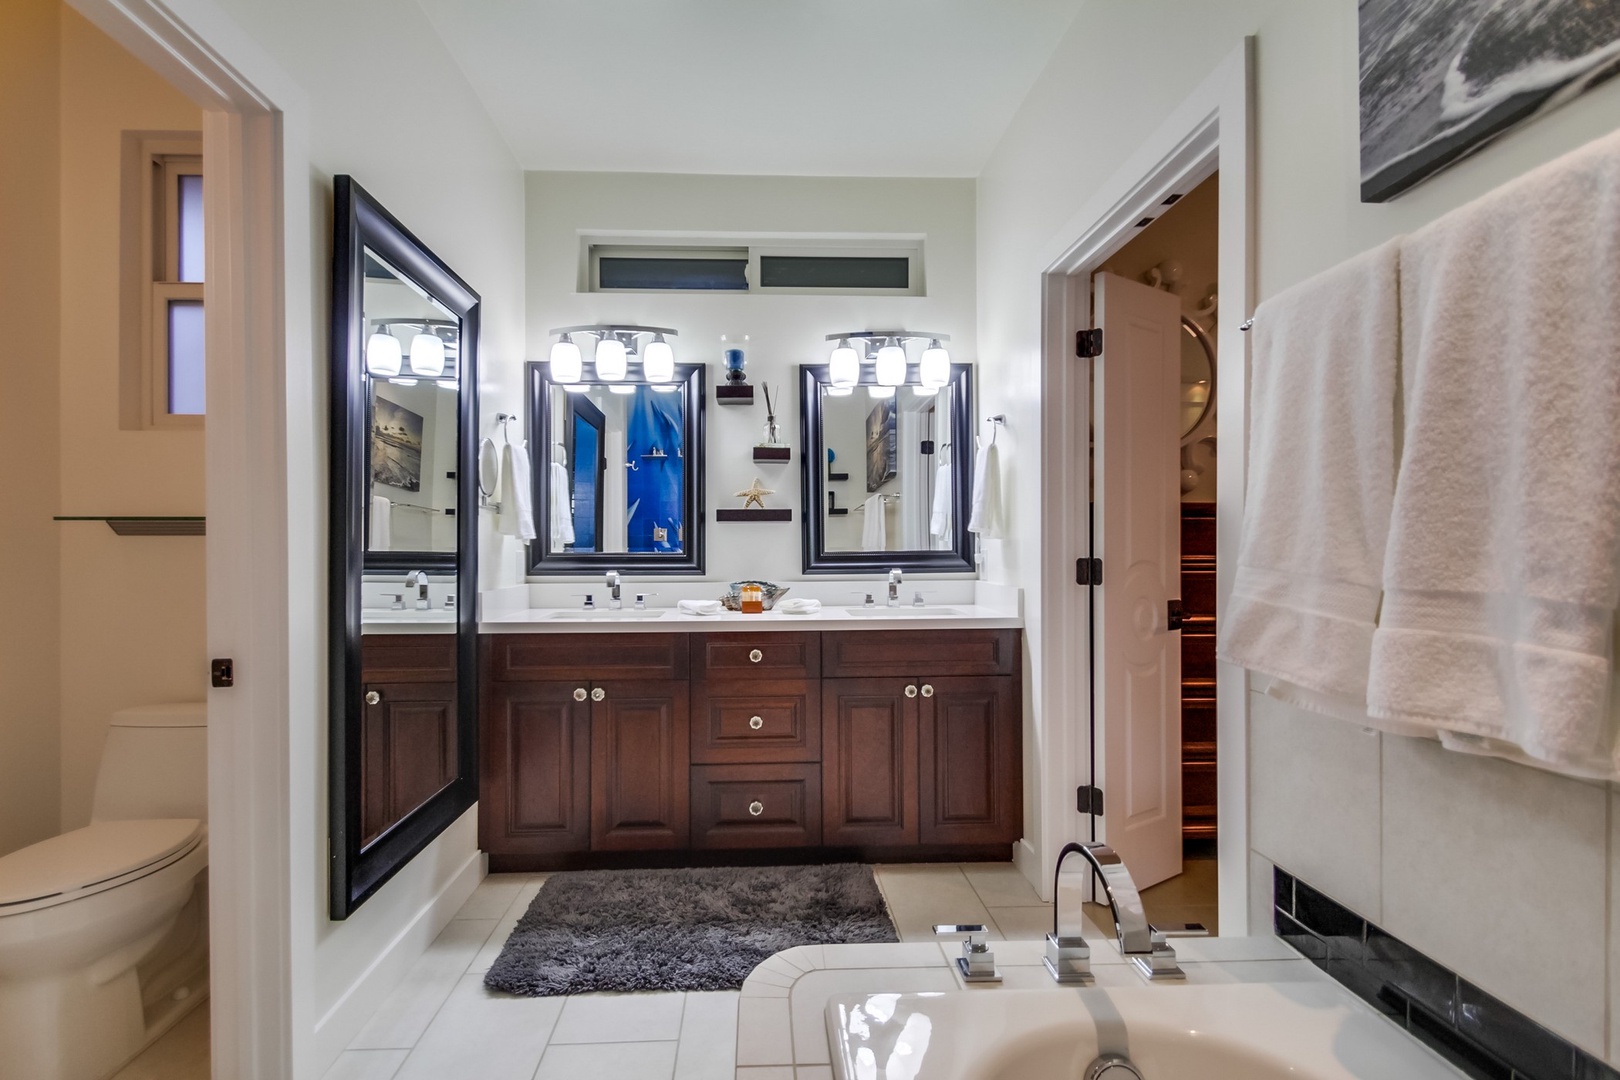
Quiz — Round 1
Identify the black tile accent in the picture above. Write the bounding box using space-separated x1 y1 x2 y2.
1273 866 1609 1080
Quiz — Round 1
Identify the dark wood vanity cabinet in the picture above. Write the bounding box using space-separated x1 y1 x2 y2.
479 628 1021 869
360 636 459 847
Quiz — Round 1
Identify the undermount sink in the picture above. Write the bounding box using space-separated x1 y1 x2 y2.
545 609 670 621
843 606 965 618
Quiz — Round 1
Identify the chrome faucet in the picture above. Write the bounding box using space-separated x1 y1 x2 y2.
887 568 903 607
605 570 623 610
405 570 430 611
1047 841 1187 982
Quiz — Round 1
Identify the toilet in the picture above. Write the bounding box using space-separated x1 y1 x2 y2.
0 703 209 1080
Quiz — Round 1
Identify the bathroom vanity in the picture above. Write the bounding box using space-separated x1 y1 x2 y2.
476 617 1022 870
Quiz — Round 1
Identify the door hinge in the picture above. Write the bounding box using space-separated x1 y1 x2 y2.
1167 599 1187 632
1075 557 1102 586
1077 785 1104 816
1075 328 1103 358
210 658 234 688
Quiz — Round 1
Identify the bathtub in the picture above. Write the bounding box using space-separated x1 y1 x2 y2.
826 981 1463 1080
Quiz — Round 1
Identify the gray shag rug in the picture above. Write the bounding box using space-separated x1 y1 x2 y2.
483 864 897 995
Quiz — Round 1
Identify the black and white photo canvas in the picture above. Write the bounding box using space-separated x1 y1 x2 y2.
1359 0 1620 202
371 395 425 492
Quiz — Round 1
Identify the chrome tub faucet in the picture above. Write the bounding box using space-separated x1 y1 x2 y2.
1047 841 1190 983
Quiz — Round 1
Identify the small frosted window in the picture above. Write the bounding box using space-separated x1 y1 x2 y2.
168 300 205 414
177 174 204 283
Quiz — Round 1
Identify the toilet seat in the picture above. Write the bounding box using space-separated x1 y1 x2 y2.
0 819 205 917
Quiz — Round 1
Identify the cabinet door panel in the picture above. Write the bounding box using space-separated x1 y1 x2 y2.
691 764 821 849
822 679 917 846
918 676 1021 846
361 681 458 847
591 680 690 850
480 681 591 855
691 679 820 764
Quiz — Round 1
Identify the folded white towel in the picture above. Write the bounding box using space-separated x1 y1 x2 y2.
929 461 952 546
1217 239 1401 718
1367 128 1620 778
967 442 1002 538
547 461 574 549
776 598 822 615
678 599 724 617
861 494 886 550
369 494 392 551
498 441 537 541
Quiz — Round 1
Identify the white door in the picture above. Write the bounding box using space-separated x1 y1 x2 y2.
1093 271 1183 889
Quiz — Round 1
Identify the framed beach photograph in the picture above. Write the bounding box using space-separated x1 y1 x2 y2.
371 394 425 492
865 396 897 492
1359 0 1620 202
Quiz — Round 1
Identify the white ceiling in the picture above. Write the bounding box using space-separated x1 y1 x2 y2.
416 0 1084 176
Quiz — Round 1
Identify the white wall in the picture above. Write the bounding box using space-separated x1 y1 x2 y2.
524 171 977 584
0 0 63 858
197 0 527 1072
978 0 1620 1062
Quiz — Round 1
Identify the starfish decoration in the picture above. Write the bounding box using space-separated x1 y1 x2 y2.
734 477 775 510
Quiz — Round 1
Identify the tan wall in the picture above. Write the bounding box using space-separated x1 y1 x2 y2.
0 0 63 857
55 6 206 830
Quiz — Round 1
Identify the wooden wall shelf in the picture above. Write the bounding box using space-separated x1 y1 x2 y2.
716 508 792 522
54 516 206 536
753 446 791 463
716 385 755 405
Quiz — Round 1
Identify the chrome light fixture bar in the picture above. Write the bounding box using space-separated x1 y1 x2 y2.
547 324 680 384
823 331 951 389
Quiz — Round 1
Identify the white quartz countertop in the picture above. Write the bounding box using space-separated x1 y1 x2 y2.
478 603 1021 634
361 609 457 635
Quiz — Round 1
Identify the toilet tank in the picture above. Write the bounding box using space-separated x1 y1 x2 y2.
90 703 208 822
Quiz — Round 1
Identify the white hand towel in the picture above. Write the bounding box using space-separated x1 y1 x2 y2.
369 495 392 551
497 441 536 541
776 598 822 615
929 461 952 546
861 494 887 550
1216 239 1402 722
1367 128 1620 778
548 461 574 548
677 599 723 617
966 442 1002 538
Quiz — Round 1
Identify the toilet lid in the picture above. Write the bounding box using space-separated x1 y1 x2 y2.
0 819 204 913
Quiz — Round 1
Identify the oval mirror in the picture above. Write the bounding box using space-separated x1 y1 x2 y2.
1180 315 1215 444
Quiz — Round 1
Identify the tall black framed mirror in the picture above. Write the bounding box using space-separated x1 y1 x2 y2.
329 176 479 919
800 361 975 574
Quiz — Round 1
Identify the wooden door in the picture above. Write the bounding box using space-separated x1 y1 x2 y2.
1094 270 1184 888
822 678 918 847
361 681 458 847
918 676 1021 847
590 680 690 850
479 681 591 856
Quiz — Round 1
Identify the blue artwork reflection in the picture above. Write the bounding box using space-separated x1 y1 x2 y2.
625 388 683 553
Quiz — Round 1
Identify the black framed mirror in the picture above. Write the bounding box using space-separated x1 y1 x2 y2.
329 176 479 919
800 361 975 574
525 359 707 575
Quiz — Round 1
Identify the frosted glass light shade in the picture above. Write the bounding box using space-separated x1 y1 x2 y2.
549 335 583 383
826 385 854 397
409 332 446 377
920 341 950 388
829 339 860 388
608 383 636 395
875 342 907 386
868 384 895 398
366 330 402 377
595 334 628 380
644 336 675 382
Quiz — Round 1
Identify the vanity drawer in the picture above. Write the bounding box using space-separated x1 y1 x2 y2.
487 633 690 682
694 632 820 680
363 635 457 682
691 680 820 764
821 629 1018 678
690 764 821 849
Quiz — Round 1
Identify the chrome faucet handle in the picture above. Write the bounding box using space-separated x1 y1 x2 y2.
911 590 929 608
571 593 596 610
934 924 1000 984
634 592 658 610
1133 928 1187 981
851 591 877 608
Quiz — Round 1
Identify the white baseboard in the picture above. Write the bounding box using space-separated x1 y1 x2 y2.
1013 838 1043 901
312 841 485 1073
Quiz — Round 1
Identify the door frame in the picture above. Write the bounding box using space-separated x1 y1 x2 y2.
1033 40 1254 933
66 0 307 1073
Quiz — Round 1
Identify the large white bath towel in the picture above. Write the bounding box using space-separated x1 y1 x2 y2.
1217 239 1402 721
966 442 1002 539
930 461 953 547
861 494 887 550
369 495 392 551
1367 128 1620 779
547 462 574 549
498 440 537 541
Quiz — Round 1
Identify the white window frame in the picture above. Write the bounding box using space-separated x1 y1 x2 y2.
583 235 925 296
121 132 204 429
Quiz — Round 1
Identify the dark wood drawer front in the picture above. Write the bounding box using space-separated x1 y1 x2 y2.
1181 568 1216 618
691 764 821 849
691 681 820 764
489 633 689 682
363 634 457 682
695 632 820 680
822 629 1018 678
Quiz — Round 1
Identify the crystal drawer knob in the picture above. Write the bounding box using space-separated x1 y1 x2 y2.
921 684 935 698
905 684 919 698
749 715 764 730
748 800 764 817
365 691 380 705
591 687 606 702
573 688 588 701
749 649 763 663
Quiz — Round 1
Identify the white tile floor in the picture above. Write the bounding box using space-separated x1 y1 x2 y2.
124 859 1217 1080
